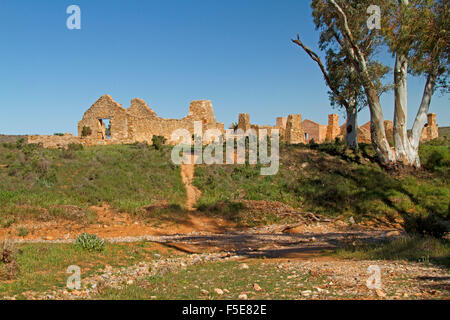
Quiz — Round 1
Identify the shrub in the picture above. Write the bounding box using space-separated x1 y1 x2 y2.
81 126 92 137
17 227 29 237
403 213 449 239
74 233 105 252
424 150 444 171
308 138 319 149
152 135 167 150
68 143 83 151
54 133 64 136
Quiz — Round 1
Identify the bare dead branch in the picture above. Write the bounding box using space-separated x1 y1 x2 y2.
291 33 349 109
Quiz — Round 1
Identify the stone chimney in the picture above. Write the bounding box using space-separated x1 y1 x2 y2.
326 114 340 141
238 113 251 131
285 114 305 144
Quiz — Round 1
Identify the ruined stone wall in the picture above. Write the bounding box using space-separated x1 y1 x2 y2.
302 119 327 143
78 95 129 142
285 114 305 144
238 113 251 132
326 114 340 142
421 113 439 141
27 134 82 148
78 95 224 146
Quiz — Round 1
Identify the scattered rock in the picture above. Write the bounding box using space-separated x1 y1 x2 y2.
301 290 312 296
238 293 248 300
376 289 386 298
253 283 262 292
240 263 249 270
214 288 224 295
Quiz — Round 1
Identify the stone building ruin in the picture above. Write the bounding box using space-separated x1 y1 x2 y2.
76 95 224 145
2 94 439 149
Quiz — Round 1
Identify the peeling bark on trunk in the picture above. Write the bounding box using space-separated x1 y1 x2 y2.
411 72 437 150
366 87 396 166
346 104 358 149
393 54 419 167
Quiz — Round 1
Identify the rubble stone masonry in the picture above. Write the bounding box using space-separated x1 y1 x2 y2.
4 95 438 149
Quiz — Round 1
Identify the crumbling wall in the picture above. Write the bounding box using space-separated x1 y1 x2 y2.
326 114 340 142
78 95 129 142
27 133 82 148
302 119 327 143
78 95 224 146
285 114 305 144
421 113 439 141
238 113 251 132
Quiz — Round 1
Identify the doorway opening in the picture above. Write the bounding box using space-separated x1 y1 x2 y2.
98 118 111 140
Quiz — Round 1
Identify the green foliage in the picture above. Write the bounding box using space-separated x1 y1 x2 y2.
53 133 64 136
152 135 167 150
0 143 186 222
74 233 105 252
403 213 449 239
194 143 449 224
81 126 92 137
17 227 29 237
336 235 450 268
67 143 84 151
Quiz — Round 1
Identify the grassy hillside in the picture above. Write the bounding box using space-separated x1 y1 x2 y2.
0 141 185 225
0 138 448 227
438 126 450 139
194 140 449 223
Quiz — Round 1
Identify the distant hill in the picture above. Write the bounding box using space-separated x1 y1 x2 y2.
439 126 450 139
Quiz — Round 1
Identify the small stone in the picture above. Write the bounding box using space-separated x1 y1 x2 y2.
201 289 209 295
240 263 249 270
214 288 224 295
238 293 248 300
376 289 386 297
253 283 262 291
386 231 401 237
126 280 134 285
301 290 312 296
349 216 355 225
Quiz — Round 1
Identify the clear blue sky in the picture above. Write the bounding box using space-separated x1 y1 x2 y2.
0 0 448 135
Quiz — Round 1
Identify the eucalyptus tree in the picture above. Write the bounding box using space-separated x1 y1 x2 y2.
299 0 448 167
292 0 390 149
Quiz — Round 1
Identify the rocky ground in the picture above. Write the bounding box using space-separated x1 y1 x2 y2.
2 222 448 300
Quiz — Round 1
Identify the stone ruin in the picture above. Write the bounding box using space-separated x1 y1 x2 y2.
237 112 340 144
76 95 224 145
1 95 439 149
421 113 439 141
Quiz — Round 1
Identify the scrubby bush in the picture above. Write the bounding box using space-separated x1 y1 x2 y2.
74 233 105 252
404 213 449 239
68 143 84 151
424 150 445 171
152 135 167 150
81 126 92 137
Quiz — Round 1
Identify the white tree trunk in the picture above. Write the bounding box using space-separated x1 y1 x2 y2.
393 53 419 166
411 72 437 150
